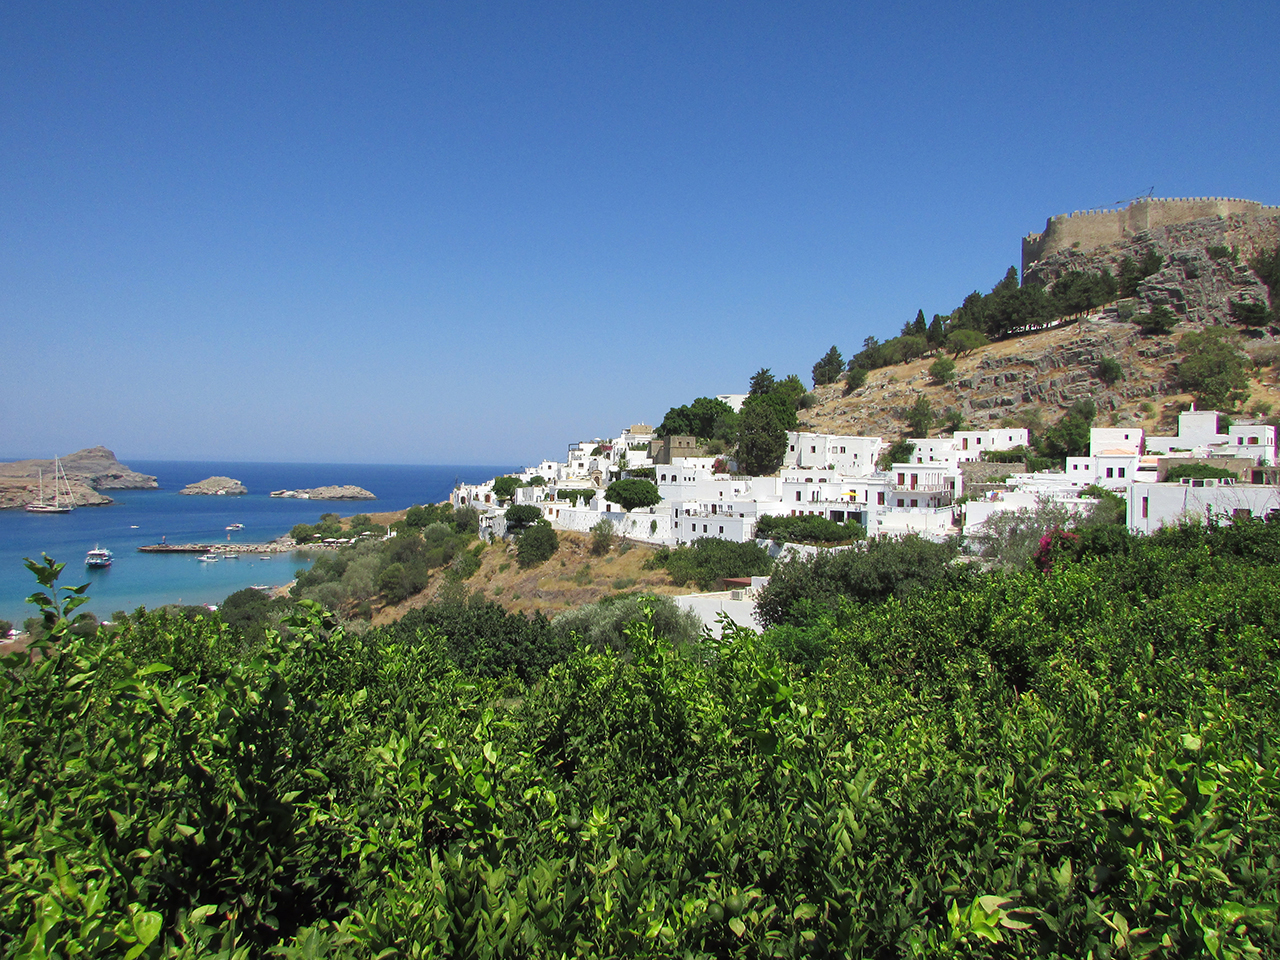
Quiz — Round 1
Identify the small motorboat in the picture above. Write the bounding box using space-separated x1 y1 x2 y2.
197 553 220 562
85 546 113 568
226 523 245 531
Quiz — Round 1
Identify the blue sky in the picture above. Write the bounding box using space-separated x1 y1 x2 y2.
2 1 1277 466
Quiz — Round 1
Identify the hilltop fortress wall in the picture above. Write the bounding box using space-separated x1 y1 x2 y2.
1022 197 1279 274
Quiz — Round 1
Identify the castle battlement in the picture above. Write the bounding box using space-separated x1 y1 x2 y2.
1022 197 1279 273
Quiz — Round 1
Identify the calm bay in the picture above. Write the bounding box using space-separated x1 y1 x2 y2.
0 461 515 626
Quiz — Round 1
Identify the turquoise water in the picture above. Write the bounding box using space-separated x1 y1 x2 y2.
0 461 515 626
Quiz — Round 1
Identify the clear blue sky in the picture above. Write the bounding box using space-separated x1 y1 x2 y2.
3 1 1277 466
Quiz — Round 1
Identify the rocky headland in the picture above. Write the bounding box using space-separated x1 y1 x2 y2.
0 447 158 509
270 485 376 500
180 476 248 496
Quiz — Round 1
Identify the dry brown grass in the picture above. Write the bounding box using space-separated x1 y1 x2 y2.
373 530 695 625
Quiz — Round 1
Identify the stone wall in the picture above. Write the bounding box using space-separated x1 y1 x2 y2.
1023 197 1279 273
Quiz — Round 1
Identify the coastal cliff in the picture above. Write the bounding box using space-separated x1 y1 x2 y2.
0 447 157 509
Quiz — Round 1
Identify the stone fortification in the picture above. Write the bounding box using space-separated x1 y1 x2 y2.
1023 197 1279 274
1023 211 1279 325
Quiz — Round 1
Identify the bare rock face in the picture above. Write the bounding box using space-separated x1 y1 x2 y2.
0 446 157 508
59 447 160 490
270 485 376 500
0 479 113 509
181 476 248 496
1024 212 1280 326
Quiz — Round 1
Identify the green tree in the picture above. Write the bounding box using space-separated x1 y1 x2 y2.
1177 328 1249 410
736 399 787 476
504 504 541 530
947 328 989 358
1039 400 1096 461
843 366 868 394
925 313 946 347
811 345 844 386
491 475 521 502
906 393 934 437
877 438 915 469
909 308 927 337
1135 304 1178 335
517 521 558 567
1229 299 1271 327
604 478 661 512
748 367 776 396
1097 357 1123 384
928 355 956 384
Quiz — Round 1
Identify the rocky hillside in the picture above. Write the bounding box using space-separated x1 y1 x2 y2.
0 446 158 509
804 213 1280 439
1024 211 1279 324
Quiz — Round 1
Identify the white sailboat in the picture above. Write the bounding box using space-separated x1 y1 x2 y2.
25 457 76 514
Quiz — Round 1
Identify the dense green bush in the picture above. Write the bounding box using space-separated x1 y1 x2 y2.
754 513 865 545
755 534 959 627
1165 462 1237 482
551 593 702 655
9 518 1280 958
604 478 661 512
645 537 774 590
517 521 558 567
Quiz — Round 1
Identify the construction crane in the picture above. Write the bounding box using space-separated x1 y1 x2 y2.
1110 187 1155 207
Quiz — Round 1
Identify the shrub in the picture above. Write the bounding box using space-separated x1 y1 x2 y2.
1097 356 1123 384
1164 463 1236 482
646 538 773 590
517 521 558 567
843 366 868 393
755 534 959 627
1177 328 1249 410
1134 304 1178 335
504 504 541 530
550 593 702 655
928 355 956 384
589 518 615 556
755 514 866 545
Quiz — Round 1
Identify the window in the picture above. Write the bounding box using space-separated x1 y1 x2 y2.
661 474 666 481
719 525 724 533
1250 436 1259 444
1141 497 1148 519
897 498 905 507
702 524 707 533
840 446 846 453
910 474 918 489
962 438 969 450
877 492 885 505
796 491 802 502
1118 468 1125 478
897 473 905 484
1106 467 1114 478
789 445 795 451
910 499 918 507
811 445 816 453
976 437 982 444
1072 464 1078 470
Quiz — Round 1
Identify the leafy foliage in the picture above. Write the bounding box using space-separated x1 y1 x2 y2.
811 345 843 386
1096 356 1123 384
645 537 774 589
9 517 1280 957
735 400 787 476
656 396 739 441
604 478 661 512
754 514 866 545
517 521 558 567
1165 462 1236 482
755 534 959 627
504 503 542 529
928 354 956 384
1177 327 1249 410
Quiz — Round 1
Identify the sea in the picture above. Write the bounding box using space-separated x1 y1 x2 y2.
0 461 516 628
